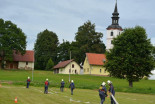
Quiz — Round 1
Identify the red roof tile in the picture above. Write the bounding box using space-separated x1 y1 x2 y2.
86 53 106 65
13 50 34 62
53 59 74 69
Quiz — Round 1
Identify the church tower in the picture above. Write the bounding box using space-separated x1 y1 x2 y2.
106 0 123 50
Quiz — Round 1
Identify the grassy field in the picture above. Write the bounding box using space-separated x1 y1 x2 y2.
0 69 155 95
0 85 155 104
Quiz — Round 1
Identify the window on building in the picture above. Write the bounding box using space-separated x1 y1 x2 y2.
72 64 74 68
100 69 102 73
26 62 28 65
111 31 113 36
119 32 120 35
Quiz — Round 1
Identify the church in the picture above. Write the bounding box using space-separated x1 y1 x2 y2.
106 0 123 50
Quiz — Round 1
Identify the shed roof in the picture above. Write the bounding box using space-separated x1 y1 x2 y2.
53 59 74 69
13 50 34 62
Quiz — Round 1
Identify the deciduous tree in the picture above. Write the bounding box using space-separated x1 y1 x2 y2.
104 26 154 87
74 20 105 64
34 29 59 70
0 18 26 69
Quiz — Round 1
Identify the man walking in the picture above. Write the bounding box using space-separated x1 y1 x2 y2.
44 78 49 94
60 79 65 92
69 80 75 95
26 76 31 88
99 82 107 104
107 80 116 104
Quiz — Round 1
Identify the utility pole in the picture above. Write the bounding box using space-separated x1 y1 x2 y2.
69 51 71 82
32 51 34 81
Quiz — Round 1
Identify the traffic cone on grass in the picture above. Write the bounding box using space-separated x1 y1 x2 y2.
15 97 18 103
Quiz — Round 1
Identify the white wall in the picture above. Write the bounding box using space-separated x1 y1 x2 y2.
18 62 34 70
106 29 123 50
59 61 80 74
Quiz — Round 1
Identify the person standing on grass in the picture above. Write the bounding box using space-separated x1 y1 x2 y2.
69 80 75 95
99 82 107 104
60 79 65 92
44 78 50 94
107 80 116 104
26 76 31 88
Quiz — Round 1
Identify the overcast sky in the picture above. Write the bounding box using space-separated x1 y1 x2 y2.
0 0 155 50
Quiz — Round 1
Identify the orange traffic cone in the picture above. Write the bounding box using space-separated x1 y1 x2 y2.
15 97 17 103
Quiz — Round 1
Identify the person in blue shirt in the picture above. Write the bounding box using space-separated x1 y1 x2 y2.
99 82 107 104
107 80 116 104
26 77 31 88
60 79 65 92
69 80 75 95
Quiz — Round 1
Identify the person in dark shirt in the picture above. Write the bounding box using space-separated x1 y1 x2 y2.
44 78 50 94
107 80 116 104
26 77 31 88
69 80 75 95
60 79 65 92
99 82 107 104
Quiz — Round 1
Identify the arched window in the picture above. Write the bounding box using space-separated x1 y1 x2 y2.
111 31 113 36
72 64 74 68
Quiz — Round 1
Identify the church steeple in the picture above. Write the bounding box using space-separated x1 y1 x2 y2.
106 0 123 50
107 0 122 30
112 0 119 25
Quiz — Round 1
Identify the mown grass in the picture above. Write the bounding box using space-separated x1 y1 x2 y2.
0 69 155 94
0 85 155 104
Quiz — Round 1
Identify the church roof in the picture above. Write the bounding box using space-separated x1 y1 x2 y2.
107 0 123 30
107 25 122 30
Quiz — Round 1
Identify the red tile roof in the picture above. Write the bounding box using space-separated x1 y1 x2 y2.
53 59 74 69
86 53 106 65
13 50 34 62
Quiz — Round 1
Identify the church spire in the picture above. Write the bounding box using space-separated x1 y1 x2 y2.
114 0 118 13
107 0 122 30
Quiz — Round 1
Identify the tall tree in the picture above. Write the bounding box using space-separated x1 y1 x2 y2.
57 40 71 62
104 26 154 87
74 20 106 64
34 29 59 70
0 18 26 69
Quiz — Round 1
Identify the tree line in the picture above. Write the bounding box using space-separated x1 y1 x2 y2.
34 20 106 70
0 18 155 87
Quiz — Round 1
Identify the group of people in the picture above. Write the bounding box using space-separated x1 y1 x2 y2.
26 77 75 95
99 80 116 104
26 77 116 104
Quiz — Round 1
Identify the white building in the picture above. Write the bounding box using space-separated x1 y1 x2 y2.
106 1 123 50
53 59 81 74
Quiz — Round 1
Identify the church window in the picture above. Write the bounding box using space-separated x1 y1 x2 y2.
111 31 113 36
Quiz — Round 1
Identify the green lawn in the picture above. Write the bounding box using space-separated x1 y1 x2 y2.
0 69 155 94
0 85 155 104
